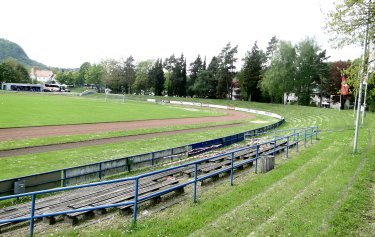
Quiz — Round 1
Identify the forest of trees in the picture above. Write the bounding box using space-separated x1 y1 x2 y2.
50 39 354 106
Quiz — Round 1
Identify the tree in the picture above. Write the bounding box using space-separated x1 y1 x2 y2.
216 42 238 99
265 36 278 66
193 70 210 98
318 61 351 104
164 54 187 97
187 55 204 97
240 41 266 101
294 38 329 105
55 71 77 85
261 41 296 103
206 56 220 98
134 60 153 93
0 58 31 83
122 56 136 94
101 59 123 92
326 0 374 47
84 63 104 91
149 59 164 96
77 62 91 86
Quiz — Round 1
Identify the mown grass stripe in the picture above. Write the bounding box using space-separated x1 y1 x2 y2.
189 135 348 237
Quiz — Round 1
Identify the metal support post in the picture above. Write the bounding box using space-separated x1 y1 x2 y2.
230 153 234 186
254 144 259 174
133 178 139 223
99 163 102 180
29 194 36 237
193 163 198 203
62 169 67 187
286 136 289 158
273 138 276 157
296 132 299 152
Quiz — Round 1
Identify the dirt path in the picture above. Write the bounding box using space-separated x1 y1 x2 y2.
0 123 242 157
0 110 251 141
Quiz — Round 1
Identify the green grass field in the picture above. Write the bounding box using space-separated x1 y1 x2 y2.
0 92 223 128
0 93 374 236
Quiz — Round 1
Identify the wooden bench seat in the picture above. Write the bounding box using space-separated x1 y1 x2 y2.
117 179 181 216
65 178 180 224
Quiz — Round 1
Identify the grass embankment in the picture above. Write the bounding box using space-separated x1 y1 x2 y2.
50 113 374 237
33 96 373 237
0 93 222 128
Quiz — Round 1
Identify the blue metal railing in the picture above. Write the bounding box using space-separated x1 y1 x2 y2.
0 119 285 196
0 126 318 236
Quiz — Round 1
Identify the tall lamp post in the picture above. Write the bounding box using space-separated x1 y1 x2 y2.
353 1 371 153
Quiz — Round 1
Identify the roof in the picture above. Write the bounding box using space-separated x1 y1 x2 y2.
31 68 53 78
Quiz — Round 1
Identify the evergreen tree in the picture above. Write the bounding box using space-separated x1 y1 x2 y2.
164 54 187 97
122 56 136 94
149 59 164 96
216 42 238 99
187 55 204 97
240 42 266 101
265 36 278 66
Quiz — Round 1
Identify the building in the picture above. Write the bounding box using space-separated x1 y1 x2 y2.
30 68 54 83
1 82 43 92
283 92 342 109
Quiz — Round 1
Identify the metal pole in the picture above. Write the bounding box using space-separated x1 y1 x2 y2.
29 194 36 237
286 136 289 158
63 169 67 187
230 153 234 186
193 163 198 203
362 80 369 124
254 144 259 174
354 2 371 153
353 85 358 116
296 132 299 152
133 178 139 223
99 163 102 180
273 138 276 157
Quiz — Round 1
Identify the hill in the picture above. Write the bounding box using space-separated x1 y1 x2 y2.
0 38 48 69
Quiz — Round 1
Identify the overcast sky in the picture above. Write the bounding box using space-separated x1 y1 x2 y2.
0 0 362 69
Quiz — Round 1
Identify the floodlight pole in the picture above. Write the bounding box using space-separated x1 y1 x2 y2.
353 86 358 116
362 79 368 124
353 3 370 153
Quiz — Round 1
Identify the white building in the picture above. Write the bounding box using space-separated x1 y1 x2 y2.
283 92 342 109
30 68 54 83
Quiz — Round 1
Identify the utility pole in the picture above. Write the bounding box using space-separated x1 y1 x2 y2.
353 1 371 153
362 24 374 124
